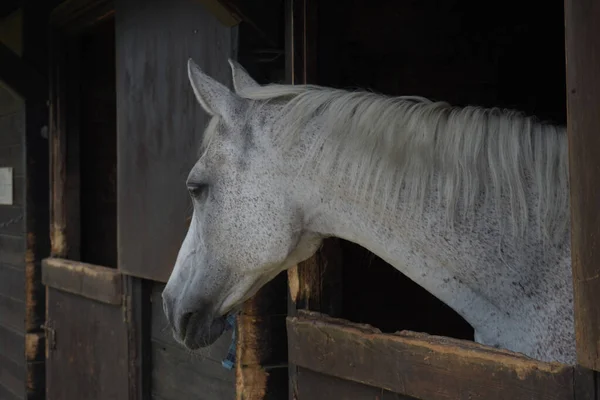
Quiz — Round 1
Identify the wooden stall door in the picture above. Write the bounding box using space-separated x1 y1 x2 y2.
42 260 130 400
44 1 135 399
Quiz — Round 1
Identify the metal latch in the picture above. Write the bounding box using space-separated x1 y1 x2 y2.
41 321 57 350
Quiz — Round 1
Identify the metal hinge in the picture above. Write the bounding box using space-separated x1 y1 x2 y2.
41 321 57 351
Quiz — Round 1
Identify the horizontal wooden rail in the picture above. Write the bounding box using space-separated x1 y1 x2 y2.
42 258 122 305
287 311 581 400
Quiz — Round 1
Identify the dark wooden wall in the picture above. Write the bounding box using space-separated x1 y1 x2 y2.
0 82 26 400
116 0 236 283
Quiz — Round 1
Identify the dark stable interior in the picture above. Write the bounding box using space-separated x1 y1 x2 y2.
79 17 118 268
245 0 566 341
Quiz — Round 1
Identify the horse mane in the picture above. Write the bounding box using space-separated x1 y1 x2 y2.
234 83 570 245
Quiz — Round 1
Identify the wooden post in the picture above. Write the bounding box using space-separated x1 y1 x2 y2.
22 2 52 398
565 0 600 372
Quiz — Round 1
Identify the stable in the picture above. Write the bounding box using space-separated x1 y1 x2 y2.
0 0 597 399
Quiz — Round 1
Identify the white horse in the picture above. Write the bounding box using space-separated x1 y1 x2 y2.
162 58 574 365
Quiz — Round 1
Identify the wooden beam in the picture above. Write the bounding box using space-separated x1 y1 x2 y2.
565 0 600 372
41 258 123 305
0 41 46 101
235 272 289 400
288 311 578 400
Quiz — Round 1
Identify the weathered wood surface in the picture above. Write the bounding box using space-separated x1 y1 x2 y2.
0 264 24 301
288 311 578 400
150 284 235 399
565 0 600 373
0 235 24 267
294 367 414 400
49 30 81 260
0 353 25 399
115 0 235 282
236 272 288 400
23 3 52 397
0 73 26 400
46 288 129 400
42 258 122 305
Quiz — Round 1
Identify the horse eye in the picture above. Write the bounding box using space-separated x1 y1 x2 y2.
187 184 207 198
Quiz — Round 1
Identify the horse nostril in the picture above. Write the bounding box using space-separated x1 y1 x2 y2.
179 312 193 336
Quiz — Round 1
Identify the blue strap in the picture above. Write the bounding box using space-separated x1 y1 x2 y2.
221 313 237 370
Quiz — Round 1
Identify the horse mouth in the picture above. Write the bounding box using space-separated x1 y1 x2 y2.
181 312 228 349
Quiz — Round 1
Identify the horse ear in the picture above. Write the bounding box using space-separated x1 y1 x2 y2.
228 59 260 93
187 58 241 120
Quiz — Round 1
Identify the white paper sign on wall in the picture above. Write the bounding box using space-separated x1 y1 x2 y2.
0 167 14 205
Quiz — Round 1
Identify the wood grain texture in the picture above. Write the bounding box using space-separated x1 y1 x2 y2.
115 0 235 282
48 30 81 260
0 353 25 399
236 272 288 400
0 264 25 302
295 367 414 400
0 295 24 334
42 258 122 305
0 234 24 267
45 288 129 400
565 0 600 372
288 311 577 400
0 325 24 367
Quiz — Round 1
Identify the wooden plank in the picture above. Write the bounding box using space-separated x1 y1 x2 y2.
565 0 600 372
115 0 234 282
150 343 235 400
46 288 129 400
573 366 597 400
0 353 25 399
49 28 81 260
0 383 21 400
295 367 413 400
125 277 151 400
0 206 24 236
236 272 288 400
0 263 24 301
288 311 576 400
42 258 122 305
0 234 24 267
0 294 24 334
0 325 24 367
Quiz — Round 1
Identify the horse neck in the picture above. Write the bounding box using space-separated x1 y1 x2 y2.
288 118 572 356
